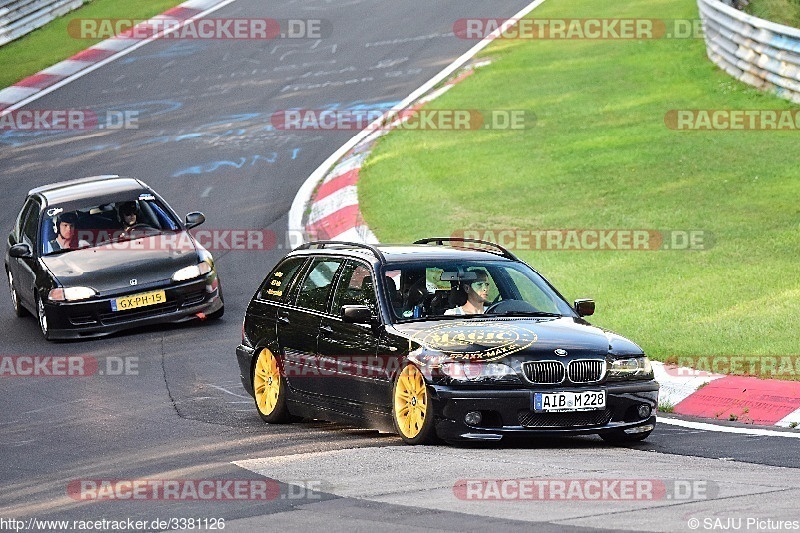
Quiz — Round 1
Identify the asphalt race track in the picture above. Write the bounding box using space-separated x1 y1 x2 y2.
1 1 799 531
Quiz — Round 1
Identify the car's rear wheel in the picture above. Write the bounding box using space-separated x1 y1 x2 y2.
392 363 437 445
253 348 291 423
36 296 51 341
7 270 26 317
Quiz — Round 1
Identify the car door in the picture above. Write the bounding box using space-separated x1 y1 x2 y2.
316 259 385 406
278 256 344 395
7 199 42 312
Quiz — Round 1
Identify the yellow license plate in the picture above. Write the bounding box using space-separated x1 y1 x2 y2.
111 290 166 311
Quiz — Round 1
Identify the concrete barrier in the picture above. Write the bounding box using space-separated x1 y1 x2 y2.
698 0 800 104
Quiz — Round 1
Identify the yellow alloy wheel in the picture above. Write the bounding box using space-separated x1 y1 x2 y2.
254 349 282 417
394 364 429 440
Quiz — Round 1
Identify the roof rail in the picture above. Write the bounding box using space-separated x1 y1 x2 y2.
413 237 519 261
28 175 122 195
296 240 386 263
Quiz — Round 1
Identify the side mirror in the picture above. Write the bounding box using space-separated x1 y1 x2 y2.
574 298 595 317
9 243 32 258
341 305 375 324
184 212 205 229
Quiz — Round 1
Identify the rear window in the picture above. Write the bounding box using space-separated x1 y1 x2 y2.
259 257 307 302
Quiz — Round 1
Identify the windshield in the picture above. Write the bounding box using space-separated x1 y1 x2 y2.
40 195 181 255
383 260 575 321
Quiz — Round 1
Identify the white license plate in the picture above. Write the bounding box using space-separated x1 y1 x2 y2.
111 290 166 311
533 390 606 412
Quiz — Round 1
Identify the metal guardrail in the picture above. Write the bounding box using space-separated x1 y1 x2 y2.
0 0 85 47
698 0 800 104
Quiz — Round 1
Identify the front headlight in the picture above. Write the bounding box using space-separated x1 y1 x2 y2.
441 361 520 382
172 261 212 282
607 356 653 380
48 287 97 301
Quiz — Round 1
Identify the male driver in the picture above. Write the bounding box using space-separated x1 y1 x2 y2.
445 269 492 315
47 212 88 252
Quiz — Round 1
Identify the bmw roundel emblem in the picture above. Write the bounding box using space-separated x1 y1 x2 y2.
555 348 568 357
129 279 138 286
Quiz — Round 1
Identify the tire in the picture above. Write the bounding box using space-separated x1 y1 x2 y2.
392 363 438 445
36 296 51 341
252 348 291 423
7 270 26 317
600 428 653 444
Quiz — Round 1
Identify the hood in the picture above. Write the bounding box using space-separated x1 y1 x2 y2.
391 317 644 363
41 233 199 294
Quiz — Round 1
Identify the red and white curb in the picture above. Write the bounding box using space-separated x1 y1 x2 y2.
0 0 233 113
287 0 548 243
301 62 488 243
653 361 800 428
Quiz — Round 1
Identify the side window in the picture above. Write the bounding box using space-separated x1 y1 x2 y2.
331 261 377 314
294 258 343 313
21 202 41 247
15 200 35 240
259 257 307 302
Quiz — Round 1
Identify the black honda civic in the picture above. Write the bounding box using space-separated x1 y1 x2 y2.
5 175 223 340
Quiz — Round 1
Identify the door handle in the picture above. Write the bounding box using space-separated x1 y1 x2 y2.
277 313 290 324
320 325 334 334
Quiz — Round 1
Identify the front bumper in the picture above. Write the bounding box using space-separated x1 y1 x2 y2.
430 380 659 442
41 276 223 340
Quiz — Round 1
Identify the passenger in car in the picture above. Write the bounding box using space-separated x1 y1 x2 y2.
444 269 491 315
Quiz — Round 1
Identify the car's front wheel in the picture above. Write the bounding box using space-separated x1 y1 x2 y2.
7 270 26 317
36 296 51 341
253 348 291 423
392 363 437 445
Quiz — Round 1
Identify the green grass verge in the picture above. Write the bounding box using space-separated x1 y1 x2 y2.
359 0 800 375
0 0 185 89
744 0 800 28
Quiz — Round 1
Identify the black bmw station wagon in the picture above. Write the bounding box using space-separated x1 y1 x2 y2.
236 238 658 445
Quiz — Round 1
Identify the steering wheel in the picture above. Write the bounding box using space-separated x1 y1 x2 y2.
129 223 156 230
484 299 539 315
